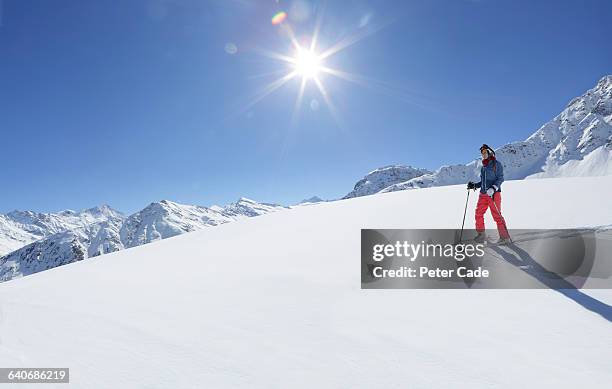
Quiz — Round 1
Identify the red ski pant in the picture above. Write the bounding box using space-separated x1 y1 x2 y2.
475 192 510 239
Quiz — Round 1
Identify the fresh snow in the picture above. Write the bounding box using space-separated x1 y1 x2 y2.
0 175 610 388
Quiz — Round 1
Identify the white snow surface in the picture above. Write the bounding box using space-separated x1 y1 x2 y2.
0 175 610 388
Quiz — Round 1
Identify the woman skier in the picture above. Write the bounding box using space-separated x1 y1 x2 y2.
467 144 511 244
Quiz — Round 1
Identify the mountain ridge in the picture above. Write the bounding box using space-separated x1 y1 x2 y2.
345 75 612 197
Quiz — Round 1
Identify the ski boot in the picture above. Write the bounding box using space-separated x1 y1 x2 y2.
474 232 486 243
494 237 511 246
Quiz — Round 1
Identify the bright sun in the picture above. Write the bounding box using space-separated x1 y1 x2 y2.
294 48 322 80
250 14 381 126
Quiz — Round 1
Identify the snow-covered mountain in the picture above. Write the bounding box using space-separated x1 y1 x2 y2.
343 165 432 198
120 198 285 248
222 197 286 218
347 75 612 196
0 198 286 282
1 175 610 388
120 200 232 249
0 221 125 283
0 205 124 257
298 196 325 204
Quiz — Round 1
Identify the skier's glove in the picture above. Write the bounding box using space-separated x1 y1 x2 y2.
486 187 495 197
467 182 475 190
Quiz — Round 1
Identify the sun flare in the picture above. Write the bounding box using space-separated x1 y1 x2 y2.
294 48 322 80
250 13 386 127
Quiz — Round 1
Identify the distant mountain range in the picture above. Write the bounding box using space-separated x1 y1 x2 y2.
344 75 612 197
0 199 286 282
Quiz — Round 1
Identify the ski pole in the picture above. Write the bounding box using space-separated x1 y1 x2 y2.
459 189 470 243
490 194 513 243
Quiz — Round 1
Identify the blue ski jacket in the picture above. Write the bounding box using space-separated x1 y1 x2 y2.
474 158 504 194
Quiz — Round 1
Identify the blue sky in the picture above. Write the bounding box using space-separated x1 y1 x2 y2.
1 0 610 214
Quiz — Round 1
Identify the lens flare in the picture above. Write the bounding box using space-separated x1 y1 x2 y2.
271 11 287 25
294 48 321 79
249 8 389 130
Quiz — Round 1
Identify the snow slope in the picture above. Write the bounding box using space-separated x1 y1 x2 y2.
528 145 612 178
347 75 612 197
0 175 610 388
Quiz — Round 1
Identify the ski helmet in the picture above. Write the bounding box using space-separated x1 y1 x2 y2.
480 144 495 156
